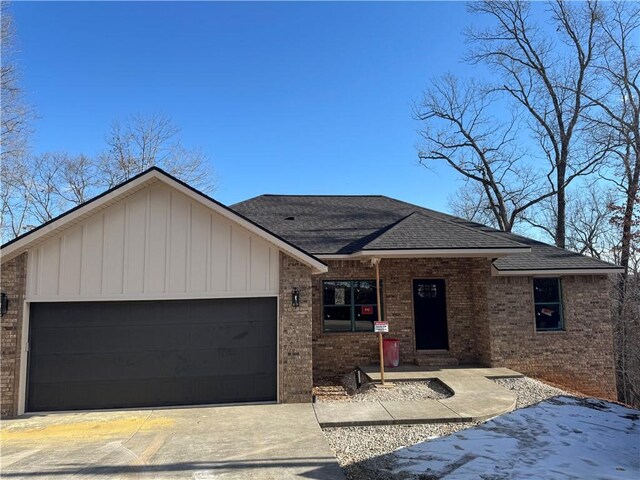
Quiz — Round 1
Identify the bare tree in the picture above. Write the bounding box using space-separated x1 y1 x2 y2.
417 75 552 232
448 181 501 230
56 153 98 205
565 184 618 259
577 1 640 406
0 155 32 238
22 153 65 226
1 113 217 243
586 1 640 281
97 113 215 192
465 0 603 248
0 1 32 163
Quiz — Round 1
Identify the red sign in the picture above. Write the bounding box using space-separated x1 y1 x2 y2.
362 306 373 315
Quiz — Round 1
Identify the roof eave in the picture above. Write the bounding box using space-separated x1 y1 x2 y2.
316 247 531 260
491 265 624 276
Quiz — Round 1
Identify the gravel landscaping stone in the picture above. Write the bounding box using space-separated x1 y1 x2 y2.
322 375 572 480
323 422 479 480
313 371 451 403
493 376 570 408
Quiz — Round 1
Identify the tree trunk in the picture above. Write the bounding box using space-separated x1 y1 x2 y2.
556 161 567 249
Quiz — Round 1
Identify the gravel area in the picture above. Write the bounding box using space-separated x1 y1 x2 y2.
323 422 479 480
493 376 570 408
323 376 572 480
313 371 451 403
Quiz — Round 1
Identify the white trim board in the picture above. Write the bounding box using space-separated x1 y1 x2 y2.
491 265 624 276
317 247 531 260
25 291 282 303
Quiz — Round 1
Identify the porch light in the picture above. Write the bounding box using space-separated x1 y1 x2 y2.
292 287 300 308
0 293 8 317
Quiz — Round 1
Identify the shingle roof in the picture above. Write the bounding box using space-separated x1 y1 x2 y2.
362 212 524 251
231 194 621 272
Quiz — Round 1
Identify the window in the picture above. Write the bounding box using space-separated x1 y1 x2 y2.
533 278 564 331
323 280 381 332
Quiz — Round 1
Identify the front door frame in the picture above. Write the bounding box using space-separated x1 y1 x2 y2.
412 278 450 352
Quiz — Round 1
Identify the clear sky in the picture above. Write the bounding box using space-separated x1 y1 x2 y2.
12 1 491 210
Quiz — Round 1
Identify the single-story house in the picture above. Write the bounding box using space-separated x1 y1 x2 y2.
0 167 622 417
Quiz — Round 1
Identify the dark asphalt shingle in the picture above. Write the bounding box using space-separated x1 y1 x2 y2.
362 212 525 250
231 194 621 272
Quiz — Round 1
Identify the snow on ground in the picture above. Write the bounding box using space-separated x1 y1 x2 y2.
324 376 572 480
388 396 640 479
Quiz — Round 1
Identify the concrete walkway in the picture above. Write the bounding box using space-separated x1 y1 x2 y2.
314 366 523 427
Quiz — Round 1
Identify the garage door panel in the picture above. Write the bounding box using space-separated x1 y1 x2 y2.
31 319 275 355
30 299 271 328
29 373 277 412
30 344 276 383
27 298 277 412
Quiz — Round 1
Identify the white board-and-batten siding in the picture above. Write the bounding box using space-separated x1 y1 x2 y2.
26 184 279 301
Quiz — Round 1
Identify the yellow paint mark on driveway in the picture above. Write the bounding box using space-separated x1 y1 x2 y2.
1 416 174 444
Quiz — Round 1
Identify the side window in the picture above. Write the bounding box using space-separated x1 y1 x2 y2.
533 278 564 331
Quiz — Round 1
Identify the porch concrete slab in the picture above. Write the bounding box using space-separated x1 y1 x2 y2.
360 365 524 382
379 400 463 424
313 401 394 427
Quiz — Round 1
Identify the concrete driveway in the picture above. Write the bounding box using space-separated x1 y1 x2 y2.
0 404 345 479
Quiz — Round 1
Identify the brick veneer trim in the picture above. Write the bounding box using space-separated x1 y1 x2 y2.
278 252 314 403
1 253 27 418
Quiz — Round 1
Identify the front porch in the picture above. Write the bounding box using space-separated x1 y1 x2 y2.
311 257 494 381
313 365 523 427
358 364 524 383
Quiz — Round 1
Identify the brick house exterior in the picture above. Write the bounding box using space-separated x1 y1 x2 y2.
0 168 621 417
486 275 616 398
310 259 617 400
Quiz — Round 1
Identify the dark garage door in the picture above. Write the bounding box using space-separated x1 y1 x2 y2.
27 297 277 412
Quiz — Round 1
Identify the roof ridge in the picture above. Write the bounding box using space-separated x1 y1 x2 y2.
410 211 528 248
351 212 418 252
379 196 534 247
259 194 388 198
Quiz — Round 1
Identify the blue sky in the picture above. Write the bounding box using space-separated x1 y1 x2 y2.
13 1 492 210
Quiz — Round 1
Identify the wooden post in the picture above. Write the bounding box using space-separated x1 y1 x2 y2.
375 258 385 385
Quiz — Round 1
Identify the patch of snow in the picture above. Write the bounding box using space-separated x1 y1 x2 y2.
389 396 640 479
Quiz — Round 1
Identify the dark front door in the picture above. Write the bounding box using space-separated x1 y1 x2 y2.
27 297 277 412
413 279 449 350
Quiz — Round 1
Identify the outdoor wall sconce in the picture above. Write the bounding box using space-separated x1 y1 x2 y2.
292 287 300 308
0 293 8 317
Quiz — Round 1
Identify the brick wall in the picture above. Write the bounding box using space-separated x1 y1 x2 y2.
311 258 492 379
1 253 27 418
487 275 617 399
278 252 314 403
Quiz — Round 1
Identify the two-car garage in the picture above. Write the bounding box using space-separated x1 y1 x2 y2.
0 169 327 417
27 298 277 412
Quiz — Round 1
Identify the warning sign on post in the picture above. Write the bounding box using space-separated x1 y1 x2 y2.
374 321 389 333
